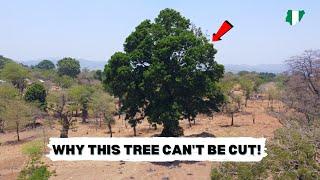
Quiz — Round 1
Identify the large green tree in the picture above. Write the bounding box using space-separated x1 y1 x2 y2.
104 9 224 136
57 57 80 78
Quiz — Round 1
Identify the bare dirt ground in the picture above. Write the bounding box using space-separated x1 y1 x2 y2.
0 100 282 180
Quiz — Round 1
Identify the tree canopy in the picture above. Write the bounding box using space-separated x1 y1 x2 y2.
104 8 224 136
35 60 55 70
68 85 94 123
57 57 80 78
24 83 47 110
1 62 29 93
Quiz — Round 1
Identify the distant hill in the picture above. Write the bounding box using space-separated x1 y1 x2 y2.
224 64 287 74
20 58 287 73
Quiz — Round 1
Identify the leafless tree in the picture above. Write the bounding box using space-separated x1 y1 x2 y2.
284 50 320 125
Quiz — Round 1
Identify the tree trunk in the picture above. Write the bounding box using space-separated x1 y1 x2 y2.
188 117 192 127
305 113 312 126
133 125 136 137
193 118 196 125
245 98 248 107
0 119 4 133
82 108 88 123
160 120 183 137
108 123 112 137
16 122 20 141
231 113 234 126
60 116 69 138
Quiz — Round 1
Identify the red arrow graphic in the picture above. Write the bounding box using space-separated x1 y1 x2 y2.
212 20 233 42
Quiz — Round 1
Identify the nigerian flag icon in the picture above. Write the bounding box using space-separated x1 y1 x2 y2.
286 10 305 26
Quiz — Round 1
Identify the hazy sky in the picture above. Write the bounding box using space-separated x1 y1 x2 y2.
0 0 319 65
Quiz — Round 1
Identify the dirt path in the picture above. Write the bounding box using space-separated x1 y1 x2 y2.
0 100 282 180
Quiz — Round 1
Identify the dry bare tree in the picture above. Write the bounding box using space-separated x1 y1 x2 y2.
284 50 320 125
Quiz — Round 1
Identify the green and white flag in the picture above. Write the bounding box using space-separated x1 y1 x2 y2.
286 10 305 26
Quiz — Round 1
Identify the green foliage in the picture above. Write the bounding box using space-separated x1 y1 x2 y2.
104 8 224 136
3 100 34 140
258 72 276 82
1 62 29 93
24 83 47 110
0 83 19 100
267 127 320 179
91 90 116 136
0 84 19 132
53 75 74 88
57 57 80 78
68 85 94 122
35 60 55 70
22 140 44 158
18 164 52 180
211 126 320 179
91 89 115 117
94 70 103 81
211 162 268 180
239 77 254 106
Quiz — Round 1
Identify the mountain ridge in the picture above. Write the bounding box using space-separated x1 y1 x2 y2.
19 58 287 73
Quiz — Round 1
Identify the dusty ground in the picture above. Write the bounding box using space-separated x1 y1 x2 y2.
0 100 282 180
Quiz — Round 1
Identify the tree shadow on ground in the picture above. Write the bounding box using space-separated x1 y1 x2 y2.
219 125 241 128
2 135 37 146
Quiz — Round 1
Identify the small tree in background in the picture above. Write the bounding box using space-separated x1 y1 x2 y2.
93 70 103 81
219 79 240 126
77 68 94 85
4 100 34 141
68 85 94 123
239 78 254 107
24 83 47 110
91 90 116 137
47 91 74 138
223 95 241 126
35 60 55 70
266 86 280 111
57 57 80 78
0 84 19 133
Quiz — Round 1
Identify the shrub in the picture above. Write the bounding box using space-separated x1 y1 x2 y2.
19 141 52 180
24 83 47 110
211 126 320 179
